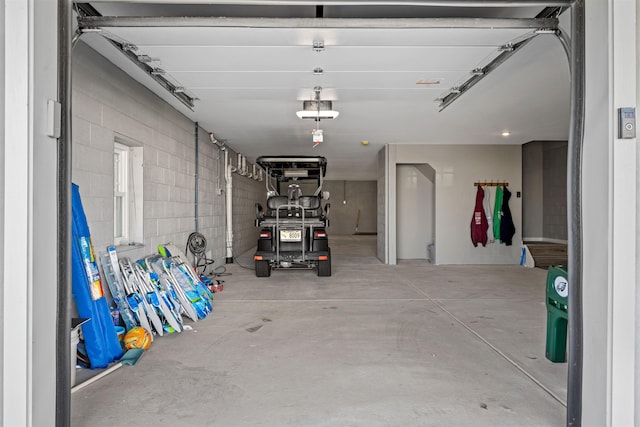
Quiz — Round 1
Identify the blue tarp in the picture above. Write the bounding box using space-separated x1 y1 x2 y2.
72 184 122 368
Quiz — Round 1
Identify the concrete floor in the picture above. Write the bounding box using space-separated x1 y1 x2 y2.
71 235 567 426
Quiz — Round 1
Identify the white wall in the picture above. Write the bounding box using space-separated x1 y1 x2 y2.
581 1 639 424
390 144 522 265
0 0 5 414
2 0 58 424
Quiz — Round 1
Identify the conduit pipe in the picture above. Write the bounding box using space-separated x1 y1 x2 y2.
225 149 235 263
194 122 199 232
208 132 225 196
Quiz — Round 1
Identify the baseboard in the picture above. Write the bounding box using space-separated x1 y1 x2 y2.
522 237 568 244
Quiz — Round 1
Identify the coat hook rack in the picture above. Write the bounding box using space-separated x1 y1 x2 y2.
474 181 509 187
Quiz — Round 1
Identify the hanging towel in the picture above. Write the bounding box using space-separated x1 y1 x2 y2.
500 186 516 246
470 186 488 247
482 186 494 243
492 185 504 241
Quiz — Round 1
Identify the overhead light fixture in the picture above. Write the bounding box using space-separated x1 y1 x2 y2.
296 101 339 120
296 87 339 120
313 40 325 52
501 131 511 137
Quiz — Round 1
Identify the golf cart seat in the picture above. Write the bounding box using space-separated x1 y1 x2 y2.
266 196 289 217
299 195 322 218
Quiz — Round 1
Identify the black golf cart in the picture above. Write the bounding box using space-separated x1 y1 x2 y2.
253 156 331 277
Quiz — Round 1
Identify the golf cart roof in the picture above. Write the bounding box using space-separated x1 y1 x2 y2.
257 156 327 180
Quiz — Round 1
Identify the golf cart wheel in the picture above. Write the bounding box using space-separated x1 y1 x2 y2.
255 260 271 277
317 250 331 277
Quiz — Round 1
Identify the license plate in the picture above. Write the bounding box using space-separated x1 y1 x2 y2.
280 229 302 242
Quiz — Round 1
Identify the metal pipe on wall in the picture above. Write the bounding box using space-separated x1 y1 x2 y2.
225 149 234 263
194 122 199 232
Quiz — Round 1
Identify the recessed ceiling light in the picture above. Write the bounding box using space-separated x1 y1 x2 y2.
361 140 369 146
501 131 511 137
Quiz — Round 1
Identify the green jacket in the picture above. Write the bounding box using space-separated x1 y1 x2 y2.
493 186 503 241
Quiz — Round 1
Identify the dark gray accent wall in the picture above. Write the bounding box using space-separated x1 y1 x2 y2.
522 142 543 239
322 180 377 235
522 140 568 241
542 142 568 240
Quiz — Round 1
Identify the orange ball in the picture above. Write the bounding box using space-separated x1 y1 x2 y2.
123 327 152 350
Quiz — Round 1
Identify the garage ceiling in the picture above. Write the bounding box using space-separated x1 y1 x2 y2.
77 2 570 180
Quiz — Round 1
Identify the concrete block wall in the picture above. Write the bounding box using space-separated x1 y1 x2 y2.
229 150 265 259
322 180 377 235
72 42 226 267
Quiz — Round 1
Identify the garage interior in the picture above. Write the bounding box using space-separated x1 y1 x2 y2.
65 2 575 425
7 0 640 426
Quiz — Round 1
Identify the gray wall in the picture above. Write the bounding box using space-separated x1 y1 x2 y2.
322 180 377 235
377 147 390 262
542 142 568 240
522 141 568 241
522 142 543 239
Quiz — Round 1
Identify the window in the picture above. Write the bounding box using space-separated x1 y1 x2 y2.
114 142 130 244
113 137 143 246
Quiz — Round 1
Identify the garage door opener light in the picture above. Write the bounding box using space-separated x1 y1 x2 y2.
296 87 339 121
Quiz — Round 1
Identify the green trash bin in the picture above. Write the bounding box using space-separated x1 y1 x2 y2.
545 266 568 362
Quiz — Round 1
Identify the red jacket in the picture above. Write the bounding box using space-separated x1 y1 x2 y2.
470 186 488 247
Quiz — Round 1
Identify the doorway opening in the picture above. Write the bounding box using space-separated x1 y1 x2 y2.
396 164 436 262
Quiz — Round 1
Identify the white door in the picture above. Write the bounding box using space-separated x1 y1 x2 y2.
396 164 435 259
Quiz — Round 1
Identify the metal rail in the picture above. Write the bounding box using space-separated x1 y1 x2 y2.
76 0 572 6
79 15 558 30
566 2 584 425
57 1 73 426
